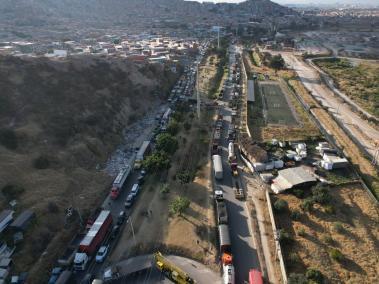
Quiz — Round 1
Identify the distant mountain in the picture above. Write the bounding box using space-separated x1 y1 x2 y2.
0 0 297 29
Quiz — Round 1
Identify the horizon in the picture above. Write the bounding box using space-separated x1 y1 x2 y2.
189 0 377 5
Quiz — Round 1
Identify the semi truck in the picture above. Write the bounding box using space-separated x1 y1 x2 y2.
213 155 223 180
134 141 151 170
228 142 235 162
234 180 244 200
223 263 235 284
110 166 131 199
216 201 228 225
73 210 113 271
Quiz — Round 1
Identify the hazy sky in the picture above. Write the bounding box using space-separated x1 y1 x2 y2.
192 0 377 4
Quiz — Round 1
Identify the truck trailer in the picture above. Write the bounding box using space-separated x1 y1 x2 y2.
110 166 131 199
73 210 113 271
134 141 151 170
213 155 223 180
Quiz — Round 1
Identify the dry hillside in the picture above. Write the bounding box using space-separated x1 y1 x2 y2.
0 55 179 273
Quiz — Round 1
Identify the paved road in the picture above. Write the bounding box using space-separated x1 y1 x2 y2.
214 45 261 283
282 53 379 158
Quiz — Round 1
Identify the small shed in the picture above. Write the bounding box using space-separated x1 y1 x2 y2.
0 210 14 233
9 210 35 231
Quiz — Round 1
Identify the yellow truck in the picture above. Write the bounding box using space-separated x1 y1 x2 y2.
154 252 195 284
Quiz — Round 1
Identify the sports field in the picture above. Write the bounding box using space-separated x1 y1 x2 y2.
259 81 298 126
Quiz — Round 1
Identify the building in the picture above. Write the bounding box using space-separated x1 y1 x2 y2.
9 210 35 231
247 80 255 102
0 210 14 233
271 166 317 194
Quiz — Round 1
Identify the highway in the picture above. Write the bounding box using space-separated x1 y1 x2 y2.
213 45 261 283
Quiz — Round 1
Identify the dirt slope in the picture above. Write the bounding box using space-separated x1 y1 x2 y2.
0 55 178 274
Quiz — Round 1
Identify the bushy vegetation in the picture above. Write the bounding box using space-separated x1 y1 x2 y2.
314 58 379 117
1 184 25 201
305 268 324 283
142 151 171 172
274 199 288 212
156 133 178 154
329 248 344 262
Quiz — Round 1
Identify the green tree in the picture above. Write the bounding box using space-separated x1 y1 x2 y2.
167 119 180 136
312 184 330 205
306 268 324 283
269 54 285 71
274 199 288 212
329 248 344 262
169 197 190 216
156 133 178 154
142 151 170 172
301 197 314 212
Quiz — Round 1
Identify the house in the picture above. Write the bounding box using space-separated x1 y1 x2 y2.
321 153 349 170
0 210 14 233
9 210 35 231
271 166 317 194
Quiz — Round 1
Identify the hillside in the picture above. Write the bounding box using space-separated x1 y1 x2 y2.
0 55 179 274
0 0 297 35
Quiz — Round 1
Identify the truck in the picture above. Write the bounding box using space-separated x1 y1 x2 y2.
134 141 151 170
223 263 235 284
228 142 235 162
216 201 228 225
212 155 223 180
249 269 263 284
73 210 113 271
234 180 244 200
110 166 131 199
154 252 195 284
218 224 231 253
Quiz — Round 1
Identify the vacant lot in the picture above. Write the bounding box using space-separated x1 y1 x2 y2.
314 58 379 117
273 183 379 283
259 81 298 126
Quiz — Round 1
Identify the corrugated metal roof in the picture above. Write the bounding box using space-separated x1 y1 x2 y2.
272 167 316 193
9 210 34 230
0 210 13 223
247 80 255 102
218 224 230 247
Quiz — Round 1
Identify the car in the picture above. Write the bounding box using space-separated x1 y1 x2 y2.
117 211 127 225
124 194 134 208
131 184 140 197
110 225 120 240
95 245 109 263
140 169 147 177
48 267 63 284
137 175 144 185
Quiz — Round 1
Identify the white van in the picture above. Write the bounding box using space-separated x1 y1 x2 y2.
131 184 140 197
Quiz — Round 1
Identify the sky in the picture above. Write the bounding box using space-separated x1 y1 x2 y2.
192 0 377 5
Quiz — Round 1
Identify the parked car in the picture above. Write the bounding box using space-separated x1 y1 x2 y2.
124 194 134 208
48 267 63 284
117 211 127 225
110 225 120 240
95 245 109 263
130 184 140 197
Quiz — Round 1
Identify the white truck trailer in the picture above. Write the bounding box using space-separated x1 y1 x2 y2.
213 155 223 180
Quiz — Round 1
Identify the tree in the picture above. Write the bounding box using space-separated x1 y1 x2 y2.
167 119 180 136
301 197 314 212
274 199 287 212
329 248 344 262
306 268 324 283
169 197 190 216
288 273 307 284
269 54 285 71
156 133 178 154
142 151 170 173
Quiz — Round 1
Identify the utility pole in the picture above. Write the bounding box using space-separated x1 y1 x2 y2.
217 28 220 49
196 62 201 120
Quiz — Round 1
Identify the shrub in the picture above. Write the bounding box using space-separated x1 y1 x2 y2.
329 248 344 262
312 184 330 204
333 222 344 233
274 199 288 212
278 229 294 245
0 128 18 150
176 170 192 184
293 188 304 198
290 210 301 220
33 155 50 169
288 273 307 284
306 268 324 283
297 227 306 237
160 184 170 194
183 122 191 131
1 184 25 201
321 234 334 245
142 151 170 172
324 204 335 214
167 119 180 136
288 252 300 264
301 197 314 212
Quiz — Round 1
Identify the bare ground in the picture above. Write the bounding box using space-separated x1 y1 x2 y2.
274 184 379 283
